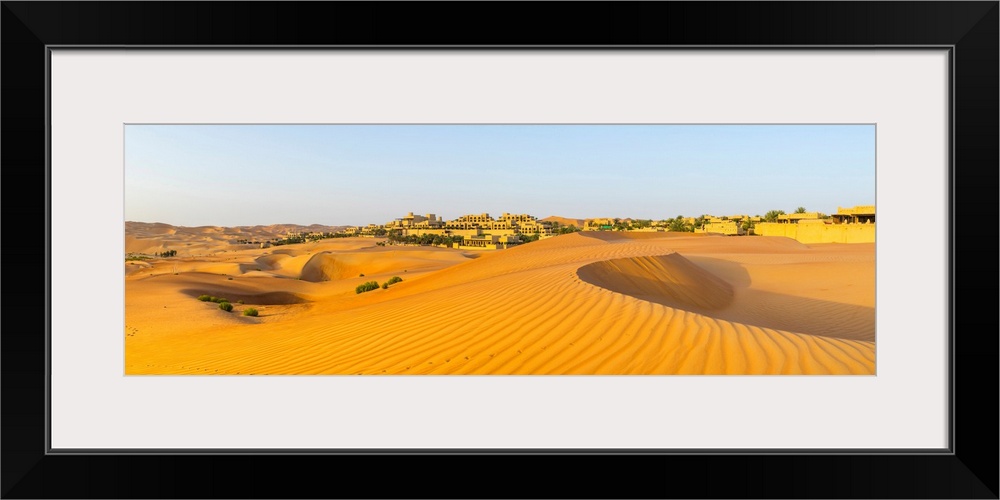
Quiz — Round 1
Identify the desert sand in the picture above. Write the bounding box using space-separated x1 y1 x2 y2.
125 225 875 375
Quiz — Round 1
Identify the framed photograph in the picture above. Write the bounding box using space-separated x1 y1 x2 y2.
121 121 878 378
3 2 996 498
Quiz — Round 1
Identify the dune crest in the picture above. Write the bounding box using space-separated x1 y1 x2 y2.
300 253 363 282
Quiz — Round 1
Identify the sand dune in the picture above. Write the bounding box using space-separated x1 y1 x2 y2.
542 215 586 228
577 253 735 310
125 231 875 375
299 249 471 283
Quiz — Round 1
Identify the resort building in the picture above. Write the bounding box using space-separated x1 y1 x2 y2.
690 216 744 235
774 212 822 223
726 215 760 224
445 213 494 230
698 218 744 236
442 212 551 236
366 211 555 249
501 213 552 235
358 223 383 237
831 205 876 225
326 205 875 248
386 212 445 230
584 218 617 231
459 234 522 250
755 205 875 243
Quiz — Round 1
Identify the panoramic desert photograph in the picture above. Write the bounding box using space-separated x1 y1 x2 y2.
125 124 875 375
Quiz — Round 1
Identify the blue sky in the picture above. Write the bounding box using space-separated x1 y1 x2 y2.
125 124 875 227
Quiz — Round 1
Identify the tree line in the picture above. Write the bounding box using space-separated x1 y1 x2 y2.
386 232 465 246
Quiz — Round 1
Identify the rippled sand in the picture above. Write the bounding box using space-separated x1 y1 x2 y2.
125 229 874 375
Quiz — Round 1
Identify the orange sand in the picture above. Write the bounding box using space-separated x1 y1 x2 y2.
125 225 875 375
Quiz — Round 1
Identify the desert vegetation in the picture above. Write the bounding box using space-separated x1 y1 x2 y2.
198 295 230 304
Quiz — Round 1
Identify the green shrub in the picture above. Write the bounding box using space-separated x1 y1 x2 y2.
218 302 233 312
381 282 388 289
387 276 403 285
355 280 380 294
243 307 258 317
236 300 244 304
197 295 212 301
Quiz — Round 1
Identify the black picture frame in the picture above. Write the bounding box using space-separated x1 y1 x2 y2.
3 2 997 498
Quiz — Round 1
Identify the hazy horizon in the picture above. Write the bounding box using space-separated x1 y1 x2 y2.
125 124 875 227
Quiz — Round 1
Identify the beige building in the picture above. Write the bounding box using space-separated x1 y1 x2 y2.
364 211 557 248
774 212 822 223
386 212 445 230
358 223 382 236
726 215 761 223
445 213 494 230
584 218 617 231
498 213 552 234
406 227 483 238
459 234 522 250
831 205 876 225
699 219 744 236
755 205 875 243
444 212 551 236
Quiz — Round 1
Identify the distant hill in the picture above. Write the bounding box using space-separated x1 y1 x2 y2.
126 222 345 237
541 216 586 228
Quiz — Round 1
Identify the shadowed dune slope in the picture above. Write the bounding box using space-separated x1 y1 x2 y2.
577 253 734 310
299 249 469 283
179 288 309 305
